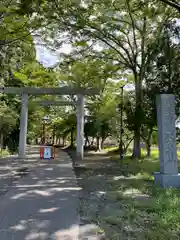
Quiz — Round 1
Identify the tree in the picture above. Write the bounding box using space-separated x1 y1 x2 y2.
0 100 18 152
34 0 173 157
140 89 157 156
159 0 180 12
5 0 179 157
0 0 42 45
145 22 180 110
0 1 59 152
0 0 43 87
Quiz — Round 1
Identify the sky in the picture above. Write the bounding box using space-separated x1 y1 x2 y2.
35 44 71 67
35 46 58 67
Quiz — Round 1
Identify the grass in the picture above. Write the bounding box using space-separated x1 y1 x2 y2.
104 146 119 151
101 149 180 239
79 148 180 239
0 148 10 157
102 184 180 239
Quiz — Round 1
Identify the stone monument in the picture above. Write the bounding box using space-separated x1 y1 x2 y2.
154 94 180 188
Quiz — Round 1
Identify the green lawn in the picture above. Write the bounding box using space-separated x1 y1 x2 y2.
0 148 11 158
100 149 180 239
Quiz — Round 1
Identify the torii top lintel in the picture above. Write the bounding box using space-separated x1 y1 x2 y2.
0 87 100 96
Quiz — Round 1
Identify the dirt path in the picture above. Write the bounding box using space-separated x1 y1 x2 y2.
64 149 126 239
75 159 123 239
64 149 156 240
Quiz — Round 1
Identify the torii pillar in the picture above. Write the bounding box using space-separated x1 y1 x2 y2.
19 93 28 158
76 94 85 161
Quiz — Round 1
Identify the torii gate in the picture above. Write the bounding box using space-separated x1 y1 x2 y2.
0 87 99 161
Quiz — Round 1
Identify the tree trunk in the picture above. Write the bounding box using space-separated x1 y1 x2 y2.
54 136 57 145
147 143 151 157
62 136 65 146
124 137 133 155
96 136 101 151
85 136 90 147
132 16 147 157
101 137 106 150
90 137 94 146
0 133 3 156
132 128 141 158
146 128 153 157
70 129 74 147
132 73 142 158
52 125 55 145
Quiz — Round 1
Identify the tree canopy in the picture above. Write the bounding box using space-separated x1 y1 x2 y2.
0 0 180 158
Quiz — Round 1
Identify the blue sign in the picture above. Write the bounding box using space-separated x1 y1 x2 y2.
44 147 51 159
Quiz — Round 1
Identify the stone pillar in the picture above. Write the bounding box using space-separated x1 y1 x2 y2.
19 93 28 158
76 94 84 161
154 94 180 187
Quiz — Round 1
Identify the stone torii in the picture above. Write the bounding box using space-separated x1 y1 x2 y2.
0 87 99 161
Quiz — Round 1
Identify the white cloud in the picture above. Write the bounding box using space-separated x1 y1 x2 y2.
35 43 72 67
57 43 72 54
35 45 58 67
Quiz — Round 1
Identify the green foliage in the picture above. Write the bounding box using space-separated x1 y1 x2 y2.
34 0 174 157
146 23 180 111
0 0 43 152
0 100 18 133
17 0 45 15
14 62 59 87
59 58 117 90
159 0 180 12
